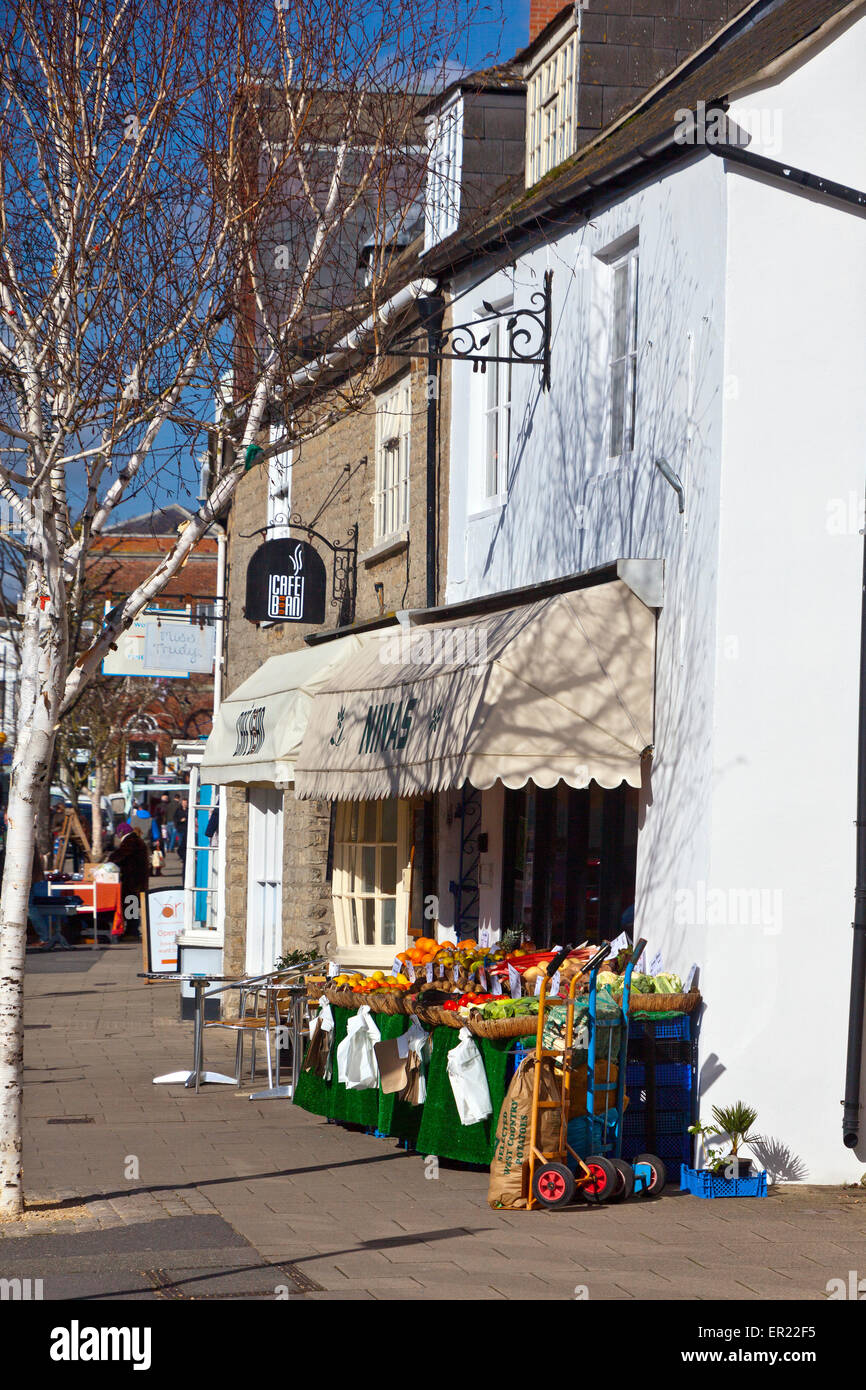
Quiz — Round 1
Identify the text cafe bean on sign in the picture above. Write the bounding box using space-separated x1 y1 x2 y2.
245 538 327 625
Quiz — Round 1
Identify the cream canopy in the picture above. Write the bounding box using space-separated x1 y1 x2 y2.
199 631 378 786
293 579 656 801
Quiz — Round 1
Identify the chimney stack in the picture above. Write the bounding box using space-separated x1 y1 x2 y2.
528 1 571 44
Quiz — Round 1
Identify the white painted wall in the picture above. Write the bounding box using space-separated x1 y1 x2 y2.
701 10 866 1184
443 9 866 1182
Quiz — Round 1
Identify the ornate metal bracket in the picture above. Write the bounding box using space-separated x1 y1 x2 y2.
243 516 358 626
390 271 552 393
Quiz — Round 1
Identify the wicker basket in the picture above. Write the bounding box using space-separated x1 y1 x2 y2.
629 990 702 1014
466 1011 541 1039
324 986 360 1009
409 1000 466 1029
364 990 412 1015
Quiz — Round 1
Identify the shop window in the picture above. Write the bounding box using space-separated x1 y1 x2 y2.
332 798 410 962
501 782 638 947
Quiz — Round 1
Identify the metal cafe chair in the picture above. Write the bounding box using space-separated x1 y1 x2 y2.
247 959 328 1101
203 971 282 1088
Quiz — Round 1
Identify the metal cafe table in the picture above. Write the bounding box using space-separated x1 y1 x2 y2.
140 972 239 1092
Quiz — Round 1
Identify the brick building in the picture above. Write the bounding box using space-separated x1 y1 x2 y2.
86 505 217 779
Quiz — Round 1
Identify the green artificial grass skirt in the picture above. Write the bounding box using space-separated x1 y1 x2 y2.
294 1007 518 1163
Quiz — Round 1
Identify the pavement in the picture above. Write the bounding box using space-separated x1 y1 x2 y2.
7 909 866 1301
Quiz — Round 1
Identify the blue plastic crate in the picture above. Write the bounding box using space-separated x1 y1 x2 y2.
680 1164 768 1199
626 1062 693 1090
622 1131 692 1164
627 1084 694 1114
629 1014 691 1042
624 1108 690 1137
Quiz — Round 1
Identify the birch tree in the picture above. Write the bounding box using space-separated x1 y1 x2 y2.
0 0 482 1215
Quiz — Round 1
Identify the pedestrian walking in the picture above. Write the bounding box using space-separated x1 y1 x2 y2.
107 821 149 939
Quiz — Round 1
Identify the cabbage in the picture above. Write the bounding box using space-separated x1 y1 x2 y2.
597 971 621 991
652 973 684 994
630 973 656 994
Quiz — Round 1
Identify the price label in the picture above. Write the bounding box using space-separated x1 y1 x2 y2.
610 931 630 953
492 975 503 996
327 961 338 978
406 961 416 982
550 971 561 997
425 962 433 983
392 958 402 977
438 961 446 978
637 950 647 973
685 962 699 992
649 950 663 975
479 968 488 992
534 973 543 996
508 964 522 997
479 927 490 948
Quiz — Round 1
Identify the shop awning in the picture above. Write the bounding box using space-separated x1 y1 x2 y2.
200 632 378 786
293 579 656 801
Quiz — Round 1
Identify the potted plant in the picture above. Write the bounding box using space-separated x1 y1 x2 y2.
689 1101 759 1179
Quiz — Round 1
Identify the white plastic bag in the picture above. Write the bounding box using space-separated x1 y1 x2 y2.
335 1004 381 1090
306 999 335 1081
446 1027 492 1125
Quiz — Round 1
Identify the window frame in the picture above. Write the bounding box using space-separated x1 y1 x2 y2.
480 313 513 506
373 376 411 543
606 244 640 461
526 32 579 187
332 799 411 966
424 97 463 250
266 421 293 540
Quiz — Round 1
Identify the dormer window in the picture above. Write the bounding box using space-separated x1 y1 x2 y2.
526 29 578 186
424 97 463 250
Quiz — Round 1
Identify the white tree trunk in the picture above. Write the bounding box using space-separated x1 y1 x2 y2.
90 763 103 864
0 569 66 1216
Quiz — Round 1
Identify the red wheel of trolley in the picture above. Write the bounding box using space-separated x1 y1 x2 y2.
532 1162 575 1209
632 1152 667 1197
579 1155 617 1203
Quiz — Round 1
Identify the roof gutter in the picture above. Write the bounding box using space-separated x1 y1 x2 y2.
281 277 438 399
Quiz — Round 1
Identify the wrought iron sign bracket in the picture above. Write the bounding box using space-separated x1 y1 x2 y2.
389 271 552 392
243 516 358 625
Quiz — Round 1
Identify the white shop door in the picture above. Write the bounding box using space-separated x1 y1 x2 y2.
246 787 284 976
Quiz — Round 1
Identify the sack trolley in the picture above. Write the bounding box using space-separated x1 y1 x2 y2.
526 937 667 1209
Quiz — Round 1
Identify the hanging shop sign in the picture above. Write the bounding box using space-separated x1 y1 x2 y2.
245 539 327 625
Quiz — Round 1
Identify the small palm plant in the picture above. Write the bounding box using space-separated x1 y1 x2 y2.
689 1101 759 1174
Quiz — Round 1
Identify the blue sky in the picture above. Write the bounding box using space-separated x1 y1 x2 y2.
117 1 532 525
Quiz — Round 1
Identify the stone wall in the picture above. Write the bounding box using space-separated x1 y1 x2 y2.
221 335 450 969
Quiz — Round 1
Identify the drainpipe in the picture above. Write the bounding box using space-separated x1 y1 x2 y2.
708 141 866 1148
844 531 866 1147
416 292 445 610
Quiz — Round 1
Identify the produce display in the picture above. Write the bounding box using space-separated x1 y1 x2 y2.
327 939 695 1018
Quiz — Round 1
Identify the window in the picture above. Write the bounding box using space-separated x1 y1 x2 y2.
267 422 292 539
374 377 411 542
482 317 512 502
607 246 639 458
425 99 463 249
526 33 578 187
246 787 283 975
332 799 410 961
